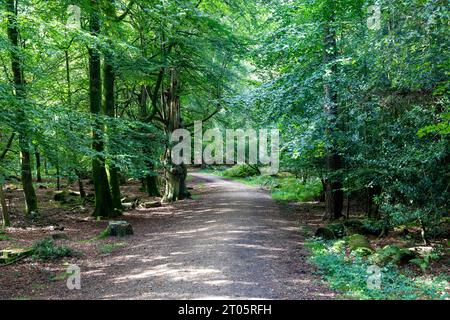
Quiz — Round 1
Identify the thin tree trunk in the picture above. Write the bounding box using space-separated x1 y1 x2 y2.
0 184 9 227
139 84 160 197
44 158 48 175
35 148 42 182
78 178 86 198
6 0 38 216
103 54 122 213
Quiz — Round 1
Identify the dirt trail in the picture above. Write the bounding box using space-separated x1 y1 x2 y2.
42 173 336 299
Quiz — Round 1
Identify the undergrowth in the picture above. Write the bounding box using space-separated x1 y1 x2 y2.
31 238 75 261
306 239 449 300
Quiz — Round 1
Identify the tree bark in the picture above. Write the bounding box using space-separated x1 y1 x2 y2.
139 84 160 197
78 177 86 199
103 54 122 213
322 1 343 220
35 148 42 182
6 0 38 216
89 0 115 217
179 163 191 200
145 171 160 197
0 184 9 227
0 134 14 227
162 68 183 203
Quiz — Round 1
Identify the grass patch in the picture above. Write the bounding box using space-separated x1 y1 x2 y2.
99 242 127 254
31 238 75 261
0 229 12 241
95 228 110 240
306 238 449 300
271 178 322 202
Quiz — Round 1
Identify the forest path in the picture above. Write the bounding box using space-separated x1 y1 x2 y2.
51 173 335 299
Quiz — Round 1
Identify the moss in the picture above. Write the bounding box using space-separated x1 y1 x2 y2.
347 234 373 252
370 245 418 266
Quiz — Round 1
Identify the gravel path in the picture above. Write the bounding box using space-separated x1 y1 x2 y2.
44 173 336 299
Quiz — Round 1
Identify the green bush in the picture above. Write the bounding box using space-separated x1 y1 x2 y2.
222 164 260 178
31 238 74 261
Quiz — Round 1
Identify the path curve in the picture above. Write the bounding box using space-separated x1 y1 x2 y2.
50 173 335 299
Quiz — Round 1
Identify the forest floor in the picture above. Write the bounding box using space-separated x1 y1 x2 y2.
0 172 337 300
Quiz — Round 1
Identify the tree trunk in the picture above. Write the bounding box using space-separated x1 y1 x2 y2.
179 163 191 200
35 148 42 182
163 164 181 203
107 166 122 212
103 54 122 213
145 172 160 197
78 177 86 198
367 185 382 219
0 184 10 227
44 158 48 175
56 159 60 190
322 1 343 220
89 0 115 217
6 0 38 216
139 84 161 197
162 68 183 203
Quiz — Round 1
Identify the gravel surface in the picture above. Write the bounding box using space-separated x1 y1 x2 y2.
9 173 336 300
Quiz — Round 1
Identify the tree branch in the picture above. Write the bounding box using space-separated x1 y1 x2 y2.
184 105 222 128
0 133 15 161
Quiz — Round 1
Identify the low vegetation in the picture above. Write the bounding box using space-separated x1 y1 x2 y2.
31 238 74 262
307 239 449 300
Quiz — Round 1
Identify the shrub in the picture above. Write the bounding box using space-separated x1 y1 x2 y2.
31 238 74 261
222 164 260 178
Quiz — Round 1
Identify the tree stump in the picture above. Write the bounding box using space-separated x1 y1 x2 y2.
106 221 133 237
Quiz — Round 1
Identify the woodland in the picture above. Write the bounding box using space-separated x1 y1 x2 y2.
0 0 449 300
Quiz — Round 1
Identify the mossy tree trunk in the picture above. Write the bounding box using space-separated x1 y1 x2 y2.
162 68 183 203
89 0 115 218
6 0 38 216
